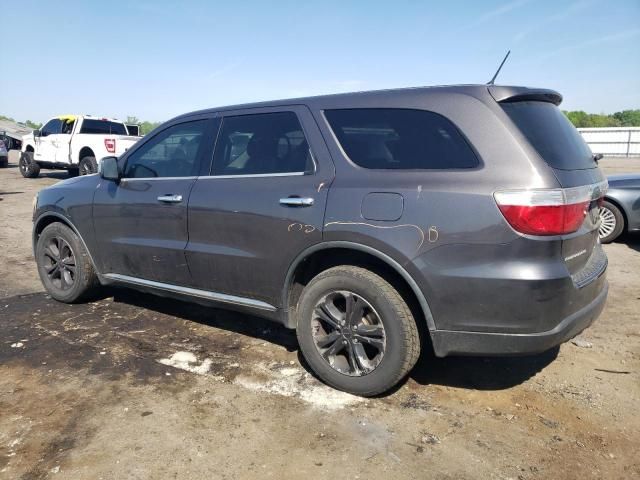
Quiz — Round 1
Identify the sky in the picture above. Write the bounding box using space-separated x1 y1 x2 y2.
1 0 639 124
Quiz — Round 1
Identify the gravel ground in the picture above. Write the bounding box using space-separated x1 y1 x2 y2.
1 155 639 479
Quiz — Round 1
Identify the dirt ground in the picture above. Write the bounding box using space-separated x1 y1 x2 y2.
1 155 639 480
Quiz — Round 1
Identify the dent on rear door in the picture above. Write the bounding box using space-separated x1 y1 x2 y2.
184 106 336 306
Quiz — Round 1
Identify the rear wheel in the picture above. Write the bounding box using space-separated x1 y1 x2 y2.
599 200 624 244
35 223 99 303
79 156 97 175
296 266 420 396
19 152 40 178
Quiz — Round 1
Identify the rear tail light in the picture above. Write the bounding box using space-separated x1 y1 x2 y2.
494 181 607 236
104 138 116 153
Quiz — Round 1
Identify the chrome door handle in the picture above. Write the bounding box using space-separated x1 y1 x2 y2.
157 194 183 203
279 197 314 207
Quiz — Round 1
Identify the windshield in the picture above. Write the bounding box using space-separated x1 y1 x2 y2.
502 101 595 170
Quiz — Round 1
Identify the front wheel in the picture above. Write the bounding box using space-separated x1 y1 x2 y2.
296 266 420 396
19 152 40 178
35 223 100 303
599 200 624 244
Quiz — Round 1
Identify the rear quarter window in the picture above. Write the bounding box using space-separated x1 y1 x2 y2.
324 108 479 170
501 101 595 170
80 119 127 135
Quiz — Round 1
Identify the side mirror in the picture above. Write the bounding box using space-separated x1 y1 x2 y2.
33 129 41 137
593 153 603 163
99 156 120 181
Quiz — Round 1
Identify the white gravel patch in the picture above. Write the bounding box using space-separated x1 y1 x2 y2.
157 351 213 375
234 365 362 410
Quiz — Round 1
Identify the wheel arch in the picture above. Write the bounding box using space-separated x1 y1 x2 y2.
282 241 436 332
78 147 95 163
33 212 99 273
25 144 34 152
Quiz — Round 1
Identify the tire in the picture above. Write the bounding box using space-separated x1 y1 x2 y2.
296 266 420 396
599 200 624 244
19 152 40 178
68 167 79 177
0 157 7 168
35 223 100 303
79 156 97 175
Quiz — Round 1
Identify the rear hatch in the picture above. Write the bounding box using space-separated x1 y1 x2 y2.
493 91 607 278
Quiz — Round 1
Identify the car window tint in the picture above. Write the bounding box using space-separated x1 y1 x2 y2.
501 101 595 170
325 108 479 169
41 119 63 136
123 120 207 178
80 119 127 135
212 112 313 175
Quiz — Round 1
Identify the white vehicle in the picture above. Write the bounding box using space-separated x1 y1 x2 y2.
19 115 141 178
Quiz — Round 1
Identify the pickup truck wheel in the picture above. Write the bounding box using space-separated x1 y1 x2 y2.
35 223 99 303
79 156 97 175
296 266 420 397
19 152 40 178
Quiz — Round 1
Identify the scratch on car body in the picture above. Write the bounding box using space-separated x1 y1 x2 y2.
324 221 425 251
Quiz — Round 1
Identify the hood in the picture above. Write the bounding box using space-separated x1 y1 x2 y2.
50 173 101 189
607 173 640 185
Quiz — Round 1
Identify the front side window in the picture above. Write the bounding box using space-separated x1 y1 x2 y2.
41 119 63 136
325 108 479 170
123 120 207 178
212 112 313 175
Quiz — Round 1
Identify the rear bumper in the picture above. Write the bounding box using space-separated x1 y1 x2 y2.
431 279 608 357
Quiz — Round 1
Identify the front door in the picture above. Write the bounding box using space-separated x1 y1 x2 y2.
35 118 62 162
185 107 335 307
92 118 216 285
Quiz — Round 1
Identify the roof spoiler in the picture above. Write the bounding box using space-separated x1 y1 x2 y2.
488 86 562 106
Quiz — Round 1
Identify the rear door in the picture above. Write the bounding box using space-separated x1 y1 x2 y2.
92 118 217 284
500 100 607 275
185 106 334 306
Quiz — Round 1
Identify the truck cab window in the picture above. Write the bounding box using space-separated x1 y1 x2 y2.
41 119 63 137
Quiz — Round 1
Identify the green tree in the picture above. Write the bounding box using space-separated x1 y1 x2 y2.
24 120 42 129
612 110 640 127
126 115 161 135
563 111 623 128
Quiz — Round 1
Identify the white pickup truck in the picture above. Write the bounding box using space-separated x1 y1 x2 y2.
19 115 141 178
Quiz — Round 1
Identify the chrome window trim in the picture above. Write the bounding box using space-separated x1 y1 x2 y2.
201 171 308 179
103 273 276 311
120 176 199 182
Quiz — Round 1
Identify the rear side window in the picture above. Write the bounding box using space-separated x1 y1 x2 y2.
212 112 313 175
325 109 479 170
501 101 594 170
80 119 127 135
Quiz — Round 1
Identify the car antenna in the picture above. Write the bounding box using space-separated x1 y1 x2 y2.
487 50 511 85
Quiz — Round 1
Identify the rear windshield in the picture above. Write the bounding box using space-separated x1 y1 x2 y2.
501 101 595 170
80 119 127 135
325 109 479 170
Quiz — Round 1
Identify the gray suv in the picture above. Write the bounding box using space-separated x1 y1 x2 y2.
32 85 608 396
